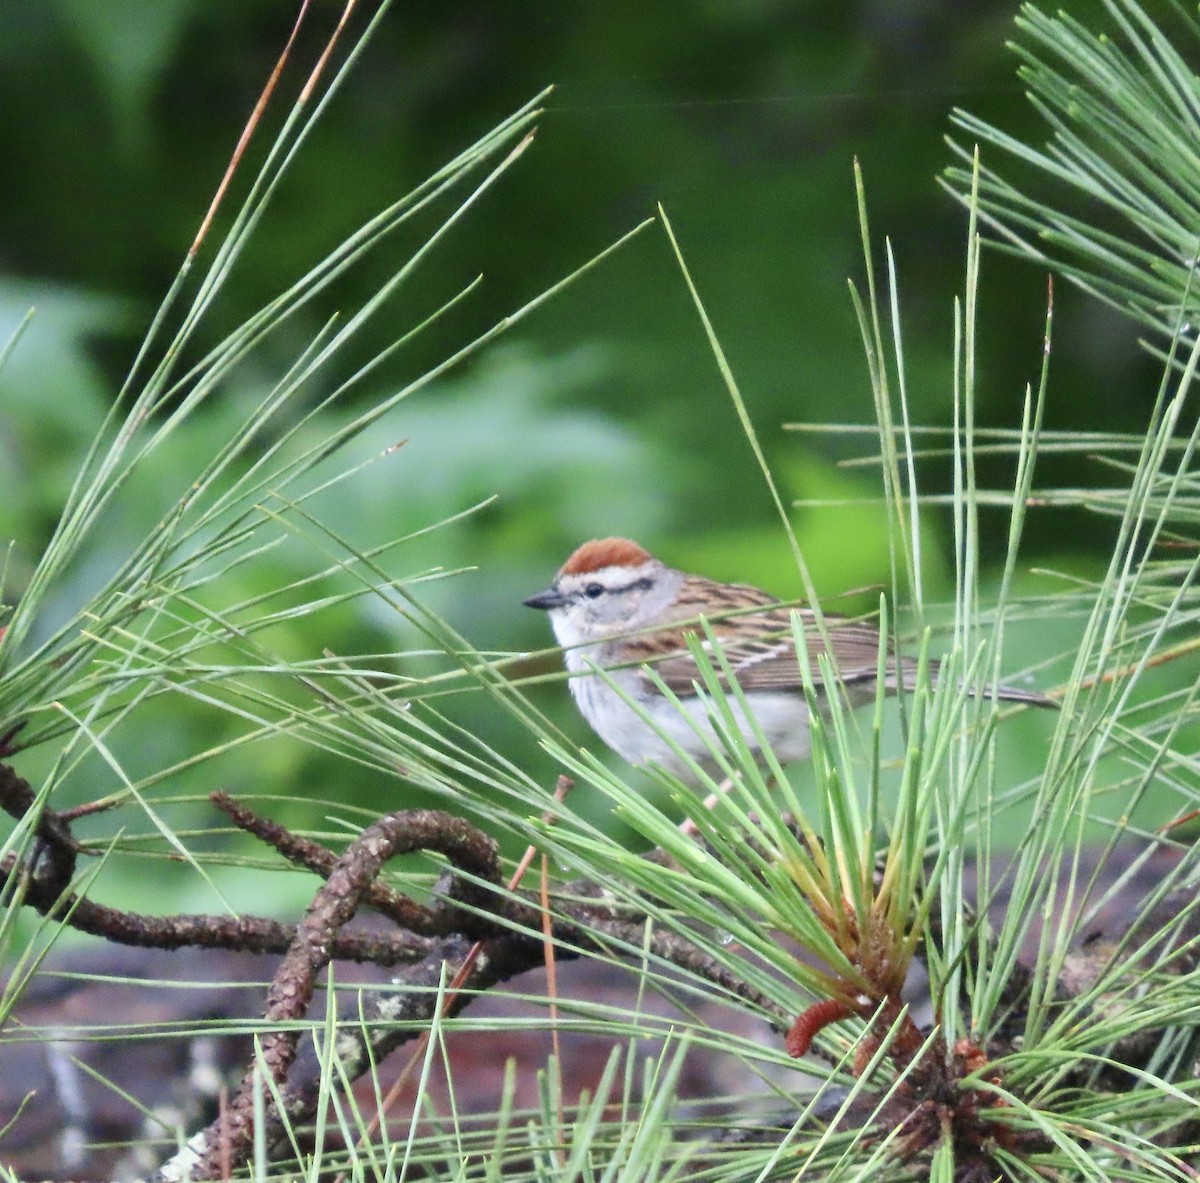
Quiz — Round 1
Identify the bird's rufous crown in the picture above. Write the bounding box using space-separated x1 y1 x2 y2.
559 537 653 576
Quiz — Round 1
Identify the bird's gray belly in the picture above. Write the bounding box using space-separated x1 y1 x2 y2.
568 670 812 779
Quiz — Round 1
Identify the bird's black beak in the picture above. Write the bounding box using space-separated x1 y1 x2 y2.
523 587 566 611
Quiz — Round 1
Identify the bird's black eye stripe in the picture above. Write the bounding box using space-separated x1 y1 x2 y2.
577 576 653 601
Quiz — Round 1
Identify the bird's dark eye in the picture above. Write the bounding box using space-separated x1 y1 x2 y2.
584 583 604 599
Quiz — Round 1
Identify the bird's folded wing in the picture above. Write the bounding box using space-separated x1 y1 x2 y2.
644 611 887 695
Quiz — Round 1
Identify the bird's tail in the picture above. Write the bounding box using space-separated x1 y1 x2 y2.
889 657 1057 708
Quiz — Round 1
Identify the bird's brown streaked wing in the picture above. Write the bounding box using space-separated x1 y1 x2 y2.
643 609 889 695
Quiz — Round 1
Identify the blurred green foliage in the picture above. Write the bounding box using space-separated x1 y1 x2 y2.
0 2 1165 876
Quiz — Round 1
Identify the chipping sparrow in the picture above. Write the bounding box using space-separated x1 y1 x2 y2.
524 537 1053 783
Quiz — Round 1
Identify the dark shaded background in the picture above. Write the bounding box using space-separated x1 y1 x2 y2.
0 2 1160 881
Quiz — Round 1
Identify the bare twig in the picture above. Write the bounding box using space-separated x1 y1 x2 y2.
212 790 499 936
188 805 504 1178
